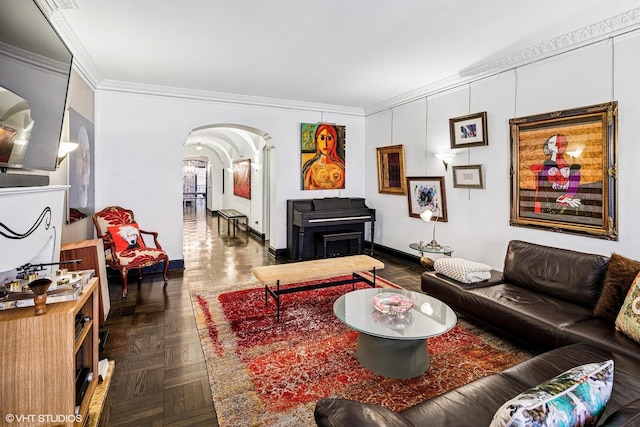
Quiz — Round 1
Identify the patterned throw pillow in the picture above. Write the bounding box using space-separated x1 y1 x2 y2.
615 271 640 344
489 360 614 427
107 224 146 252
433 258 492 283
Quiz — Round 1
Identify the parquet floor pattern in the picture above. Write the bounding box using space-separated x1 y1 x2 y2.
98 205 423 426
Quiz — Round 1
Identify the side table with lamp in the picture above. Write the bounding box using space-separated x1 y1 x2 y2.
410 204 453 270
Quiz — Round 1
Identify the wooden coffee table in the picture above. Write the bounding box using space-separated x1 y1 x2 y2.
333 288 457 379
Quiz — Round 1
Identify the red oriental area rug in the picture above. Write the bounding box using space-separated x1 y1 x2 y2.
191 275 532 426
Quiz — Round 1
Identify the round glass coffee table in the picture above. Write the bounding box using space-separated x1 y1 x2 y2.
333 288 457 379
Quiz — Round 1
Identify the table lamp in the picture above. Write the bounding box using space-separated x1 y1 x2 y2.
420 205 441 250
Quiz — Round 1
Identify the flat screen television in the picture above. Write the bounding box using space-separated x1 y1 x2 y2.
0 0 73 186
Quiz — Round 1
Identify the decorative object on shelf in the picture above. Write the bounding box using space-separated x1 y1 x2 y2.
449 111 488 148
509 102 618 240
376 144 406 194
435 152 457 171
27 278 51 315
420 207 442 250
372 292 414 316
406 176 447 220
452 164 484 188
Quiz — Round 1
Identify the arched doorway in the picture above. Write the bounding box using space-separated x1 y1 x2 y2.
181 124 276 242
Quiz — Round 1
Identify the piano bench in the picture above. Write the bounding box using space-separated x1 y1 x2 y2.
316 231 363 258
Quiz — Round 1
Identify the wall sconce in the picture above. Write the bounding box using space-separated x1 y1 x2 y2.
56 141 78 167
420 205 441 249
435 152 456 170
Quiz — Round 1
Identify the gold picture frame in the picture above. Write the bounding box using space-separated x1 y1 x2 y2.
509 102 618 240
376 144 406 194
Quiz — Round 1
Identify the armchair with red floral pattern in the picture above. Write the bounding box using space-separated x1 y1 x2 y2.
92 206 169 297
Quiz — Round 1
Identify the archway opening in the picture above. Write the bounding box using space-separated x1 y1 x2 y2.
181 124 275 242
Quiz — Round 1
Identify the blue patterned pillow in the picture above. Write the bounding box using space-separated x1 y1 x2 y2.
489 360 614 427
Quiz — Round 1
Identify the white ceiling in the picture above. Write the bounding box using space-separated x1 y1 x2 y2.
53 0 640 112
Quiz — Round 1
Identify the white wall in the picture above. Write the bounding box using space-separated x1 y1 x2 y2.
94 91 365 261
92 30 640 267
365 35 640 269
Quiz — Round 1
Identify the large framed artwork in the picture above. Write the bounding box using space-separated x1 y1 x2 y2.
406 176 448 221
376 144 406 194
67 108 95 223
509 102 618 240
449 111 488 148
301 123 346 190
233 159 251 200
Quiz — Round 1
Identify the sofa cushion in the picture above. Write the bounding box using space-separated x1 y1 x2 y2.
489 360 614 427
615 272 640 344
503 240 608 309
314 398 415 427
594 253 640 323
433 258 492 283
599 398 640 426
464 284 594 348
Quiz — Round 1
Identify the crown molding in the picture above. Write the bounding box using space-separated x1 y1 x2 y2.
364 8 640 116
96 80 365 116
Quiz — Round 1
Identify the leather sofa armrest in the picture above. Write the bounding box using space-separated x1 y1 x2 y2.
599 398 640 426
314 398 415 427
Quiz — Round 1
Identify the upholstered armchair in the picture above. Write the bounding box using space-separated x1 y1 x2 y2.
92 206 169 297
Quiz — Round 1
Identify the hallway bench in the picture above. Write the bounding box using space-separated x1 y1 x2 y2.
253 255 384 322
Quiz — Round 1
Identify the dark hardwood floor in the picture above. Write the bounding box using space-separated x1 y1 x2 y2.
97 205 424 426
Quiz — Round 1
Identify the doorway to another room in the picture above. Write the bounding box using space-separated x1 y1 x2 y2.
183 159 207 210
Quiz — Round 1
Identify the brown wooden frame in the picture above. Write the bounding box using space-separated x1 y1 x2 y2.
449 111 488 148
376 144 406 194
406 176 447 221
452 164 484 189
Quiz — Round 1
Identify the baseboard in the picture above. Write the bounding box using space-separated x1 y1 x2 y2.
371 243 422 265
270 242 422 266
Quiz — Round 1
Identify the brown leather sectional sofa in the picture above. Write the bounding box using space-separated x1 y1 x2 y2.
421 240 640 361
314 240 640 426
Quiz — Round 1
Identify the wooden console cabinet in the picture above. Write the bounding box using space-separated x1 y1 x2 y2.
60 239 110 326
0 278 99 426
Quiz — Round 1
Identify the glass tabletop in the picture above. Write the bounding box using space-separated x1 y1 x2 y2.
409 242 453 255
333 288 457 340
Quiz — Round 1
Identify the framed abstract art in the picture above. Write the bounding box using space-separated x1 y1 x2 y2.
233 159 251 200
406 176 447 221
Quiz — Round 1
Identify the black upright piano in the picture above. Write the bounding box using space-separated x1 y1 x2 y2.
286 197 375 260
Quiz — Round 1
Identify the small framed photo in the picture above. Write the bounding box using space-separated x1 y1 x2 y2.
449 111 488 148
376 144 406 194
452 164 484 189
406 176 447 221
